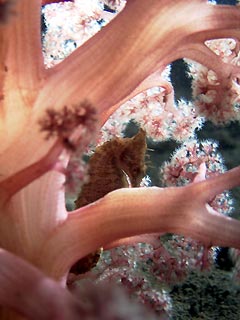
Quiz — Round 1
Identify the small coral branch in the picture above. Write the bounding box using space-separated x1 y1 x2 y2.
194 164 240 204
38 101 98 192
100 70 171 125
0 141 63 204
187 38 240 124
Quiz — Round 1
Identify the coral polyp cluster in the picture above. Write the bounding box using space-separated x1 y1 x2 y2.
39 101 97 150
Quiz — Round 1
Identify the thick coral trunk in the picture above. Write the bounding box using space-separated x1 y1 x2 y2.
0 308 25 320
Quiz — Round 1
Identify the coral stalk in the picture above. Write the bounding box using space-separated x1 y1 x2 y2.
0 249 86 320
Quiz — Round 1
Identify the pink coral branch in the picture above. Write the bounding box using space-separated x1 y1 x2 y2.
104 234 163 250
186 4 240 41
4 0 45 95
100 70 171 125
182 43 237 78
0 249 86 319
38 166 240 279
0 141 63 204
194 165 240 203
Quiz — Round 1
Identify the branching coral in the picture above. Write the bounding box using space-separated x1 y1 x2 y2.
0 0 240 318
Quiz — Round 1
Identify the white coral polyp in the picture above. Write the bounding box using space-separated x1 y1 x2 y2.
43 0 104 67
187 39 240 124
101 88 203 143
